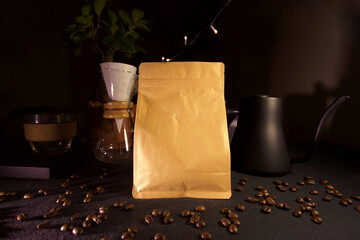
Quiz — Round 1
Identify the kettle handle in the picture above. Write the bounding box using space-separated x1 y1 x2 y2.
291 95 350 163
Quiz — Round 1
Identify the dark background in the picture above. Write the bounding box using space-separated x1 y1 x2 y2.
1 0 359 149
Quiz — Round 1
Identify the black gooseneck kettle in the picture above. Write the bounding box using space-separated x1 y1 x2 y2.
229 95 350 176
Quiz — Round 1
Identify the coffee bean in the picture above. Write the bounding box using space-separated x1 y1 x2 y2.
86 214 97 221
311 210 320 216
125 203 135 210
23 193 34 199
70 212 81 221
297 181 305 186
247 196 258 203
228 224 238 234
334 193 343 198
273 179 282 185
310 190 319 195
191 211 200 216
99 206 109 214
311 215 322 224
259 199 267 205
44 211 57 218
293 209 302 217
283 203 291 210
92 216 103 224
161 210 170 217
17 213 27 221
304 176 313 180
326 189 335 194
72 226 84 236
221 217 231 227
221 208 231 214
113 201 124 207
85 192 93 198
196 220 206 228
37 220 51 229
128 226 138 233
323 195 332 201
0 196 5 202
0 191 6 196
276 202 284 209
306 179 316 185
196 205 206 213
144 215 154 224
121 231 134 239
80 184 87 189
82 220 92 228
201 232 212 240
355 206 360 212
351 195 360 201
266 197 275 205
96 186 104 193
299 205 306 212
262 206 271 214
60 223 71 231
83 196 92 203
289 186 298 192
234 186 243 192
325 185 335 190
63 199 72 207
278 186 287 192
240 177 248 181
61 182 68 188
319 179 329 184
296 197 304 203
56 197 66 203
343 198 353 205
236 203 245 212
154 233 166 240
232 218 240 226
98 214 108 221
65 189 73 195
304 196 312 202
181 209 191 217
239 180 246 186
282 181 289 186
304 205 313 212
190 214 200 224
255 191 264 198
228 212 238 219
163 216 173 224
340 199 349 206
152 209 162 216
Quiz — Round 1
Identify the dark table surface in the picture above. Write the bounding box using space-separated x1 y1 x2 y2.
0 142 360 240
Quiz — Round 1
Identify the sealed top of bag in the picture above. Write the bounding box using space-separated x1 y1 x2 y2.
139 62 224 79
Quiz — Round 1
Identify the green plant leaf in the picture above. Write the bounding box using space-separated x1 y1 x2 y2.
94 0 107 17
74 47 82 56
103 35 114 45
118 9 131 25
81 5 91 16
131 9 144 23
75 16 87 25
85 15 93 26
108 10 117 25
110 25 119 35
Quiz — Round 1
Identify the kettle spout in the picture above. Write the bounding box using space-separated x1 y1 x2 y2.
291 96 350 163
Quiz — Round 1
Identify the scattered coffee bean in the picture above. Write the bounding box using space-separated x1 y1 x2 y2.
273 179 282 185
284 203 291 210
196 205 206 213
80 184 87 189
299 205 306 212
17 213 27 221
221 208 231 214
306 179 316 185
351 195 360 201
228 224 238 234
196 220 206 228
311 215 322 224
266 197 275 206
343 198 353 205
162 210 171 217
83 197 92 203
191 211 200 216
240 177 248 181
340 199 349 206
239 180 246 185
92 216 103 224
296 197 304 203
262 206 271 214
228 212 238 219
236 203 245 212
128 226 138 233
259 199 267 205
232 218 240 226
60 223 71 231
293 209 302 217
23 193 34 199
247 196 258 203
82 220 92 228
63 199 72 207
255 191 264 198
43 211 57 218
334 193 343 198
71 212 81 221
355 206 360 212
326 189 335 194
98 213 108 221
37 220 51 229
181 209 191 217
278 186 287 192
96 186 104 193
234 186 243 192
323 195 332 201
319 179 329 184
0 191 6 196
311 210 320 216
61 182 68 188
310 190 319 195
121 231 134 239
65 189 73 195
297 181 305 186
86 214 96 221
289 186 298 192
221 217 231 227
125 203 135 210
154 233 166 240
325 185 335 190
190 214 200 224
145 215 154 224
72 226 84 236
113 201 124 207
201 232 212 240
276 202 284 209
163 216 173 224
148 209 161 217
99 206 109 214
304 196 312 202
50 205 62 212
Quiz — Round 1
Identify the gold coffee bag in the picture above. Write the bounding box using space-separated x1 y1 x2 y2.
132 62 231 199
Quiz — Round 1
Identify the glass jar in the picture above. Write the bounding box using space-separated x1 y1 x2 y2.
93 102 134 163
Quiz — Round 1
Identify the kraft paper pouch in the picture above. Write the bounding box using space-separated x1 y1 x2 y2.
133 62 231 199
